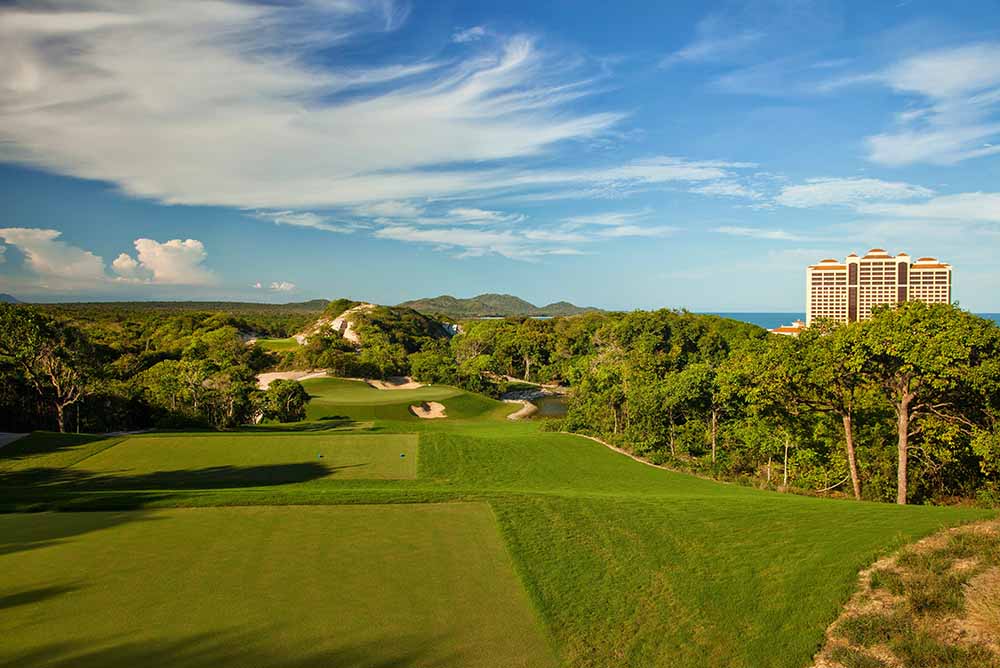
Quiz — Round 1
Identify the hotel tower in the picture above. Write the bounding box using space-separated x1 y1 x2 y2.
806 249 952 326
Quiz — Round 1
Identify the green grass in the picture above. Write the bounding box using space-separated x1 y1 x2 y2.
0 380 994 668
253 337 301 351
0 504 557 668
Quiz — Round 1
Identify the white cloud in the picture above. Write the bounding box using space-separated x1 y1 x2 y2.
269 281 296 292
824 43 1000 166
0 1 624 208
250 210 355 233
0 228 106 284
715 226 805 241
856 192 1000 223
452 26 487 43
353 201 424 218
775 177 934 208
374 225 575 261
252 281 263 289
563 209 651 227
113 238 214 285
690 181 762 199
661 12 764 67
0 245 5 264
596 225 676 238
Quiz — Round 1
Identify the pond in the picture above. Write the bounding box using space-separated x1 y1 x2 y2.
532 395 567 418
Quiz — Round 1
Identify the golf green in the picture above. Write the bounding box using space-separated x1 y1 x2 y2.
71 433 419 483
0 504 558 668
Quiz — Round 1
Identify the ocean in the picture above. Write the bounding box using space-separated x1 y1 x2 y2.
705 312 1000 329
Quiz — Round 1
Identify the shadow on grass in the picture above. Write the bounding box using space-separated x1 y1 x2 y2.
0 510 162 556
241 419 382 433
0 432 109 462
0 630 457 668
0 462 333 491
0 583 81 610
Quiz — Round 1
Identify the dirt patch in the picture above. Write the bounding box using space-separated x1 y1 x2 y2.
811 519 1000 668
256 370 328 390
410 401 446 419
366 376 425 390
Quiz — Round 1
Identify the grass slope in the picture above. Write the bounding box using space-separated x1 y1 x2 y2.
0 380 994 668
0 504 557 668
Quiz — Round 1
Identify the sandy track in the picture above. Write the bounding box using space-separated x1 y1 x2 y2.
410 402 447 419
505 400 538 420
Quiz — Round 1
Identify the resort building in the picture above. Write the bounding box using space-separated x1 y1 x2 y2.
805 250 952 326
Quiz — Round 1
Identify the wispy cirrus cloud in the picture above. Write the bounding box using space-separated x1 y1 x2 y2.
0 1 624 209
250 211 356 233
775 177 934 208
817 43 1000 165
452 26 488 43
714 226 808 241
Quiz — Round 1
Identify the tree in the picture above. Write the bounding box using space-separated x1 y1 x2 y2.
258 379 310 423
862 303 985 504
0 305 91 432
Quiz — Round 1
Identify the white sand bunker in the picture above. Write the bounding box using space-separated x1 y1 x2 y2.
410 401 447 419
367 376 425 390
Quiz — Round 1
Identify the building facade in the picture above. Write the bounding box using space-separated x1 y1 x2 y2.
806 249 952 326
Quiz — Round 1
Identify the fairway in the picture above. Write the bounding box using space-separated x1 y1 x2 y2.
1 379 994 667
0 504 557 668
253 337 301 351
72 433 419 483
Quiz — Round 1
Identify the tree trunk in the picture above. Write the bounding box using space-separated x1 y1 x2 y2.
841 413 862 501
668 415 676 457
523 355 531 382
896 394 911 505
710 408 718 463
56 403 65 433
783 435 789 488
766 456 772 483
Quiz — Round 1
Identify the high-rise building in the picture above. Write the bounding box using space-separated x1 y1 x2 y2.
806 249 952 325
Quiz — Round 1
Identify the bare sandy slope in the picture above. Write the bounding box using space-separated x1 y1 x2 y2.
256 370 328 390
410 401 447 419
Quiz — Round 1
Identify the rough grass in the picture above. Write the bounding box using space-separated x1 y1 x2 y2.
0 504 557 668
1 381 995 668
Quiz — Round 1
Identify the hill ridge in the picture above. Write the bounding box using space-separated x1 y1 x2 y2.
397 293 599 318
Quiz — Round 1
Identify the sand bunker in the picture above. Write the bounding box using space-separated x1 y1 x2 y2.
256 370 328 390
410 402 447 419
367 376 425 390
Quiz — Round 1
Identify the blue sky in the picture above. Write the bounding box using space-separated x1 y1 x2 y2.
1 0 999 311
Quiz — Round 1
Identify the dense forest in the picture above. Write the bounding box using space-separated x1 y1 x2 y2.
2 299 998 505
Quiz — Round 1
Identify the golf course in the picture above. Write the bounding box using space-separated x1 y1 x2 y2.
1 378 993 668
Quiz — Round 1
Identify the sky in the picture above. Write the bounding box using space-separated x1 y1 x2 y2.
1 0 999 311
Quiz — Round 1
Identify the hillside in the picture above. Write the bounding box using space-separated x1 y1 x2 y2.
398 293 599 318
0 293 21 303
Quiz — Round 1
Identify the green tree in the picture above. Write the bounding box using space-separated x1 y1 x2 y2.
257 379 310 423
862 303 987 504
0 305 92 432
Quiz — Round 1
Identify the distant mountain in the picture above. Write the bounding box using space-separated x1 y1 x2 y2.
0 293 21 304
397 293 600 318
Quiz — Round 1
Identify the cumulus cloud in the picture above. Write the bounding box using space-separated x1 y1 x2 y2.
269 281 296 292
775 177 934 208
0 1 625 208
0 228 106 285
113 239 214 285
